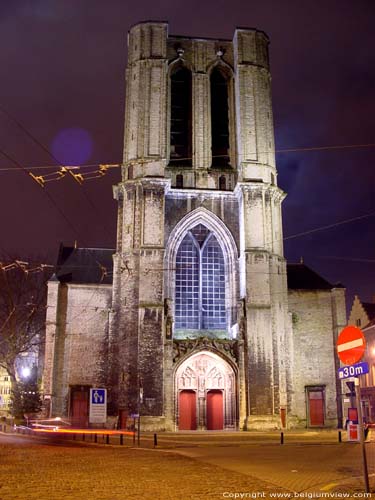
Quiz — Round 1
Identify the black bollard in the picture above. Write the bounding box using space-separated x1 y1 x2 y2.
106 434 109 445
120 434 124 446
281 431 284 445
154 433 157 448
82 433 85 442
94 434 97 443
338 430 342 443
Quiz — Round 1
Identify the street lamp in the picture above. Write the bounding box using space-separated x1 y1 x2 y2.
21 367 31 379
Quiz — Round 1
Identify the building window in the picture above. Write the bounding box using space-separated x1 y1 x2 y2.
176 174 184 188
219 175 226 190
210 67 230 167
170 66 192 166
175 224 226 331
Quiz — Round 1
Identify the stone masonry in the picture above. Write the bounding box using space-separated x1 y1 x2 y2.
43 22 346 431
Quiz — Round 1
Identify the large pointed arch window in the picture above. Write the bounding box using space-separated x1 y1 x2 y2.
210 67 230 167
170 66 192 166
175 224 226 331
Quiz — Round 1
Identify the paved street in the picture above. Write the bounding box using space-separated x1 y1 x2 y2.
1 430 375 499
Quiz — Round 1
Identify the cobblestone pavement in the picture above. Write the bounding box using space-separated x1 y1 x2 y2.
1 431 375 499
0 433 287 500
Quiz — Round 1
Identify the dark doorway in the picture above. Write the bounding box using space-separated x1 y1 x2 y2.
206 390 224 430
70 386 89 427
119 409 128 430
308 390 324 426
179 390 197 430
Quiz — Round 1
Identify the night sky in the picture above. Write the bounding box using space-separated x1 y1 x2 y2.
1 0 374 313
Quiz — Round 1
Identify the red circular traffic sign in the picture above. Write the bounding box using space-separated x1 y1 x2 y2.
337 326 366 365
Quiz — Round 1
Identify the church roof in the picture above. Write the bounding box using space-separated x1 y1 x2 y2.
54 246 340 291
55 245 114 285
286 263 341 291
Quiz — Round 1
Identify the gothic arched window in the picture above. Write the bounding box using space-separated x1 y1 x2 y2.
210 67 230 167
175 224 226 331
170 66 192 166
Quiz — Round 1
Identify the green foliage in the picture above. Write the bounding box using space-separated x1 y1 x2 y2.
10 365 42 419
292 312 299 325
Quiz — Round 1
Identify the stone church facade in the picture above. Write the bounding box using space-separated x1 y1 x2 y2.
43 22 347 430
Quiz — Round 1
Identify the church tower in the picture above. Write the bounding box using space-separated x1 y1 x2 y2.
109 21 291 430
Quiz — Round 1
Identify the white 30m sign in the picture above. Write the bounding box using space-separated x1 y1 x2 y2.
338 362 369 380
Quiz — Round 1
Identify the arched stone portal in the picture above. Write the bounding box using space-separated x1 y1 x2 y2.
175 351 236 430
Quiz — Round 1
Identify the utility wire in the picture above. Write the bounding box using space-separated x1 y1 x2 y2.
0 143 374 174
284 211 375 241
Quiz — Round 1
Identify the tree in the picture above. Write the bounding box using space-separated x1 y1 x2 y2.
0 255 52 416
10 364 42 419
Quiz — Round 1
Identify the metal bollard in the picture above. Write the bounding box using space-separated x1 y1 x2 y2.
82 433 85 442
280 431 284 445
120 434 124 446
338 430 342 443
94 434 97 443
106 434 109 445
154 433 157 448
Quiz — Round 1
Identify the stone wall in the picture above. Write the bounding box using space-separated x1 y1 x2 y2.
288 288 346 427
45 282 111 416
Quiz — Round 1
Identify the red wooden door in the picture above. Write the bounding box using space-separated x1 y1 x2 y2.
207 390 223 430
309 391 324 426
71 389 88 427
179 390 196 430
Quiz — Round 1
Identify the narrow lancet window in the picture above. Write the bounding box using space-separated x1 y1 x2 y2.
170 67 192 166
210 68 230 167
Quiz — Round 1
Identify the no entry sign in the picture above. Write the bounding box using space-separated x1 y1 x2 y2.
337 326 366 365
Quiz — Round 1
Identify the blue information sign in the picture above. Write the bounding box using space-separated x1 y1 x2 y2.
89 388 107 424
91 388 106 405
338 361 369 380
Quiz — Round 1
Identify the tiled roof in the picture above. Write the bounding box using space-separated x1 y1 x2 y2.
55 245 114 285
54 246 341 292
286 263 341 291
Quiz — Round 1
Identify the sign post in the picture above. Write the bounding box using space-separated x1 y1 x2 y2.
355 377 370 492
336 326 369 493
89 388 107 424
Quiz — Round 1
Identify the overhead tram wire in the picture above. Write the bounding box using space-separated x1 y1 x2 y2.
283 210 375 242
2 106 374 273
0 104 117 242
0 106 117 234
0 147 111 284
0 141 375 175
0 106 122 324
